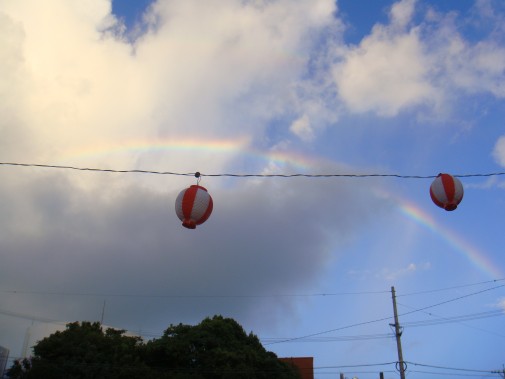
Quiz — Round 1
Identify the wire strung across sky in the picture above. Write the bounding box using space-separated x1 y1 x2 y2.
397 284 505 319
3 284 504 376
3 278 503 299
397 278 505 296
5 354 497 378
2 162 505 179
2 280 503 334
264 283 505 345
405 361 501 374
399 309 505 328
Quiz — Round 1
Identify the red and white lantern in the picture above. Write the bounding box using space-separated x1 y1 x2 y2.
430 173 464 211
175 185 213 229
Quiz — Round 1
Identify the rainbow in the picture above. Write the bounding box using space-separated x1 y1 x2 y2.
61 139 503 279
60 137 318 171
399 200 503 279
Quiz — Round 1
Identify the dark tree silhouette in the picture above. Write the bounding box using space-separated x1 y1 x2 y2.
7 317 301 379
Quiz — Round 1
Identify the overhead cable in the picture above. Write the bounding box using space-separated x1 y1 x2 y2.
400 309 505 327
397 284 505 318
0 289 389 298
397 278 505 297
3 278 503 299
406 361 498 374
263 315 393 345
266 284 505 345
2 162 505 179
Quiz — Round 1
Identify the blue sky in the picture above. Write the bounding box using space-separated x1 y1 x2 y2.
1 0 505 378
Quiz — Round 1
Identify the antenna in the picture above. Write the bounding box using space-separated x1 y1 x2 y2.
100 300 106 324
21 321 34 357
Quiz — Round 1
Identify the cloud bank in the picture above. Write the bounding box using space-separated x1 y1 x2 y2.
2 0 505 361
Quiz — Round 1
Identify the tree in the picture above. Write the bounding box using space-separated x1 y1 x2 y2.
7 321 154 379
146 315 301 379
7 317 301 379
5 358 32 379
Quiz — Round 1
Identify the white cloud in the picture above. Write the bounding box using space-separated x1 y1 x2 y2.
290 114 314 141
493 136 505 167
497 298 505 312
380 262 433 281
2 0 505 365
333 1 436 117
349 262 431 281
433 29 505 98
390 0 417 29
331 0 505 118
0 0 394 359
334 27 435 116
0 0 340 169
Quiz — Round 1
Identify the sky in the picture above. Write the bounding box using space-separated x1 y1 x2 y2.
1 0 505 378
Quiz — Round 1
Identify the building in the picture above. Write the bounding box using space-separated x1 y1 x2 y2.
280 357 314 379
0 346 9 378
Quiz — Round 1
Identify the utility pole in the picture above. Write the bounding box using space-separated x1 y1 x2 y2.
390 286 406 379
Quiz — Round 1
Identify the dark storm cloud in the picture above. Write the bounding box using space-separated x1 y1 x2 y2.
0 168 385 345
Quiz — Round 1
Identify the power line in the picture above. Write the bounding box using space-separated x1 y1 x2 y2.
408 369 497 377
397 284 505 318
406 361 498 374
3 282 502 348
400 309 505 328
2 161 505 179
397 278 505 297
263 315 393 345
265 284 505 345
0 307 65 324
3 278 503 299
397 301 505 338
261 333 395 343
0 288 390 298
314 362 397 369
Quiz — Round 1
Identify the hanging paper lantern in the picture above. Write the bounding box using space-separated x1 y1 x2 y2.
175 185 213 229
430 173 463 211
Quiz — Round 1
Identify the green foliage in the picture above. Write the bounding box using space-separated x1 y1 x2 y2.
146 315 300 379
5 358 32 379
7 321 155 379
7 317 301 379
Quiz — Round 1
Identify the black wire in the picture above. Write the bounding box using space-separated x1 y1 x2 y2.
397 284 505 318
0 289 390 298
263 315 393 345
400 309 504 327
3 278 502 299
314 362 397 369
0 162 195 176
2 162 505 179
397 301 505 338
266 284 505 345
397 278 505 297
408 369 496 377
261 333 395 343
406 361 498 374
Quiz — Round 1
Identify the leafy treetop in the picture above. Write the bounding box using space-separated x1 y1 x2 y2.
7 316 301 379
